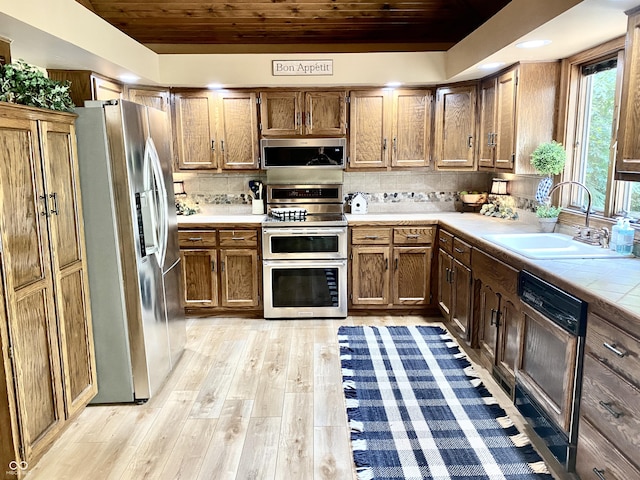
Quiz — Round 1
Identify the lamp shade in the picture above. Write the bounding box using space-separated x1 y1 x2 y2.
490 178 509 195
173 181 186 195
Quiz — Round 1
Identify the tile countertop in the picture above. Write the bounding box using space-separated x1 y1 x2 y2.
180 211 640 324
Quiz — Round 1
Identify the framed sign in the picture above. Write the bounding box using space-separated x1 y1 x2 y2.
272 60 333 76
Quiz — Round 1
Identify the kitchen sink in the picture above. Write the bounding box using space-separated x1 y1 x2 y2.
482 233 634 259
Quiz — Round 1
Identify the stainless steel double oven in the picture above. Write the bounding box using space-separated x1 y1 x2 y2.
261 138 348 319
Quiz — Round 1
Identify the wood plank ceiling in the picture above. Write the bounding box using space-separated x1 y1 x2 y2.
74 0 512 53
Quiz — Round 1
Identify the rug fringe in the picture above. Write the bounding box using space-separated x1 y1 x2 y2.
356 467 374 480
510 432 531 447
350 420 364 433
529 461 551 474
496 416 514 429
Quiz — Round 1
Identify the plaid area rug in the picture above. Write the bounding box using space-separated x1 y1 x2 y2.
338 325 553 480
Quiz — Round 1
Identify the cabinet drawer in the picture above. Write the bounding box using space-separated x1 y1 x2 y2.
452 237 472 266
437 229 454 254
219 229 258 247
576 417 640 480
586 312 640 388
472 248 518 299
580 353 640 458
178 230 217 248
393 227 434 245
351 228 391 244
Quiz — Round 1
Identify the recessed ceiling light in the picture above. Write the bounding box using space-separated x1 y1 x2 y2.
385 81 402 88
119 74 140 84
478 62 505 70
207 83 224 90
516 39 552 49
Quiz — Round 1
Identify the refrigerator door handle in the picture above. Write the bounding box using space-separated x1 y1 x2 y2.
144 136 169 269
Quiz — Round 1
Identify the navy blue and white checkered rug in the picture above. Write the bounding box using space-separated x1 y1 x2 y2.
338 325 553 480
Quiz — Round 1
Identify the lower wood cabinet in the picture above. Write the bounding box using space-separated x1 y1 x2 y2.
472 248 521 396
178 226 261 312
575 310 640 478
437 229 473 343
350 226 433 309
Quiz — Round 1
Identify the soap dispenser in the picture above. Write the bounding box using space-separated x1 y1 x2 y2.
617 219 634 255
611 218 624 251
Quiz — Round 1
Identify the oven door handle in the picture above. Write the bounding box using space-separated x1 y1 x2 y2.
264 228 346 235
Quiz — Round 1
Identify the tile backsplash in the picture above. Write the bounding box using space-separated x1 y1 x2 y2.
173 170 544 215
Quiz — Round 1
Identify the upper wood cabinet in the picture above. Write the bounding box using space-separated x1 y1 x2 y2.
349 88 433 169
0 103 97 469
47 70 123 106
434 84 477 170
478 62 560 174
259 90 346 136
173 89 259 171
126 86 171 113
615 7 640 180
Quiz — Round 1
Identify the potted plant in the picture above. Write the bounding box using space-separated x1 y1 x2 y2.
530 141 567 203
0 60 74 112
536 204 562 232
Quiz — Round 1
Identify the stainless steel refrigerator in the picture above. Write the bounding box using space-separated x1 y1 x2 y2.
74 100 186 403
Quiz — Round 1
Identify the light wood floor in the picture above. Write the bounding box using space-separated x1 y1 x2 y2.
24 315 566 480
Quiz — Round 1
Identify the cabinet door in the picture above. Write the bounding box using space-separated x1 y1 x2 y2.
0 116 65 461
495 69 517 171
173 92 217 170
495 296 520 384
219 249 260 308
478 77 496 169
41 119 97 417
305 91 347 136
615 9 640 179
351 246 390 305
126 87 171 113
437 249 452 320
217 90 259 170
180 249 218 307
92 75 123 101
393 247 431 305
451 259 472 339
477 281 500 368
259 91 302 136
434 85 477 170
349 90 390 168
391 89 432 168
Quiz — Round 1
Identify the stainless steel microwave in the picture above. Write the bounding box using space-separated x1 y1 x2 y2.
260 138 346 169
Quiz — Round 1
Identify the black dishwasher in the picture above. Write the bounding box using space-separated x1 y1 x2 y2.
515 270 588 472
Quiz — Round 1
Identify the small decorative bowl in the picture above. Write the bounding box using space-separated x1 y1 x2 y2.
459 193 488 205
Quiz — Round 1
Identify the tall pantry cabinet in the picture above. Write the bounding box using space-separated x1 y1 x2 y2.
0 102 97 477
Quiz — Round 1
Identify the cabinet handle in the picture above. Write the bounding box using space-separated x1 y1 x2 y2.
221 260 225 272
49 192 59 215
603 342 627 358
393 137 397 152
364 235 379 240
306 112 311 128
592 468 607 480
487 132 492 146
454 247 465 254
490 309 500 326
385 258 388 270
449 269 454 283
211 139 215 151
211 260 215 272
40 194 49 217
383 138 387 150
445 268 451 283
395 258 398 270
440 237 448 244
467 135 473 148
492 133 498 146
231 237 246 241
599 400 623 418
406 234 420 239
188 237 203 241
296 112 302 127
220 140 225 152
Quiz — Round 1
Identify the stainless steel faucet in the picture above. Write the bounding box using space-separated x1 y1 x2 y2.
546 180 592 228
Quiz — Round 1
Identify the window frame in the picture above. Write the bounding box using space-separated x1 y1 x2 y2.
558 37 626 221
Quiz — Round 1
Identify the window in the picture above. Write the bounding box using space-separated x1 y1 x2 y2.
566 42 640 220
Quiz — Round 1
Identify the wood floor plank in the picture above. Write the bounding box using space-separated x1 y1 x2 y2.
286 327 315 393
226 330 269 400
119 391 198 480
275 393 314 479
235 416 281 480
196 399 254 480
160 418 218 479
252 327 293 417
314 426 355 480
